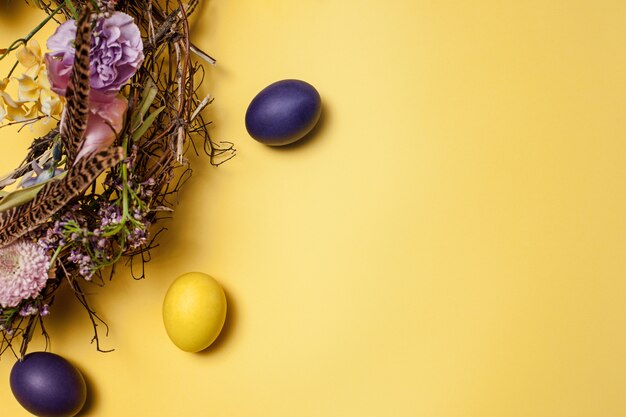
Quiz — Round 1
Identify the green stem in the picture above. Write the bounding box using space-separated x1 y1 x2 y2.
0 1 67 62
100 139 130 237
7 61 19 78
121 157 130 224
49 244 64 267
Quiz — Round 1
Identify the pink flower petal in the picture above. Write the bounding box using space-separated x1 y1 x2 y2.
74 95 128 161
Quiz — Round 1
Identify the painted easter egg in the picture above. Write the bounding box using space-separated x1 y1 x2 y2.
245 79 322 146
163 272 227 352
10 352 87 417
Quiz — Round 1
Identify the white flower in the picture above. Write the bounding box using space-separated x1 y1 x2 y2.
0 240 50 308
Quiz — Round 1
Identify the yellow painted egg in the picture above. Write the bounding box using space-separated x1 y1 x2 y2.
163 272 227 352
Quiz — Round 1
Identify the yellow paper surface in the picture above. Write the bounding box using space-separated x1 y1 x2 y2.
2 1 626 416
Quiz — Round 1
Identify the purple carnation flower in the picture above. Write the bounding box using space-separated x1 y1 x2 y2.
45 12 144 98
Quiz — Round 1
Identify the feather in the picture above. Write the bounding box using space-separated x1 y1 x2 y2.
61 2 93 167
0 147 124 247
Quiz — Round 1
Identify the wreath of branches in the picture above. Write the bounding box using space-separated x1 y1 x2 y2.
0 0 234 358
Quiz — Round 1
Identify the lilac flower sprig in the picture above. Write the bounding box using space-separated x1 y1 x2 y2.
0 296 52 350
47 182 152 280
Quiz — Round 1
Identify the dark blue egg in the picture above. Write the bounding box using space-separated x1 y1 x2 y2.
245 79 322 146
10 352 87 417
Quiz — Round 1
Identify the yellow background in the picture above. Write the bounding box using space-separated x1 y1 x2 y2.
2 0 626 415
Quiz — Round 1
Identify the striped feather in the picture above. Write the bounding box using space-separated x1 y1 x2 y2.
61 3 93 167
0 147 124 247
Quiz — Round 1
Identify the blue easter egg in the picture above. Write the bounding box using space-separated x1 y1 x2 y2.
10 352 87 417
245 79 322 146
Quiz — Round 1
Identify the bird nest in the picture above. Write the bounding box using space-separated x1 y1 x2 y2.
0 0 233 357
